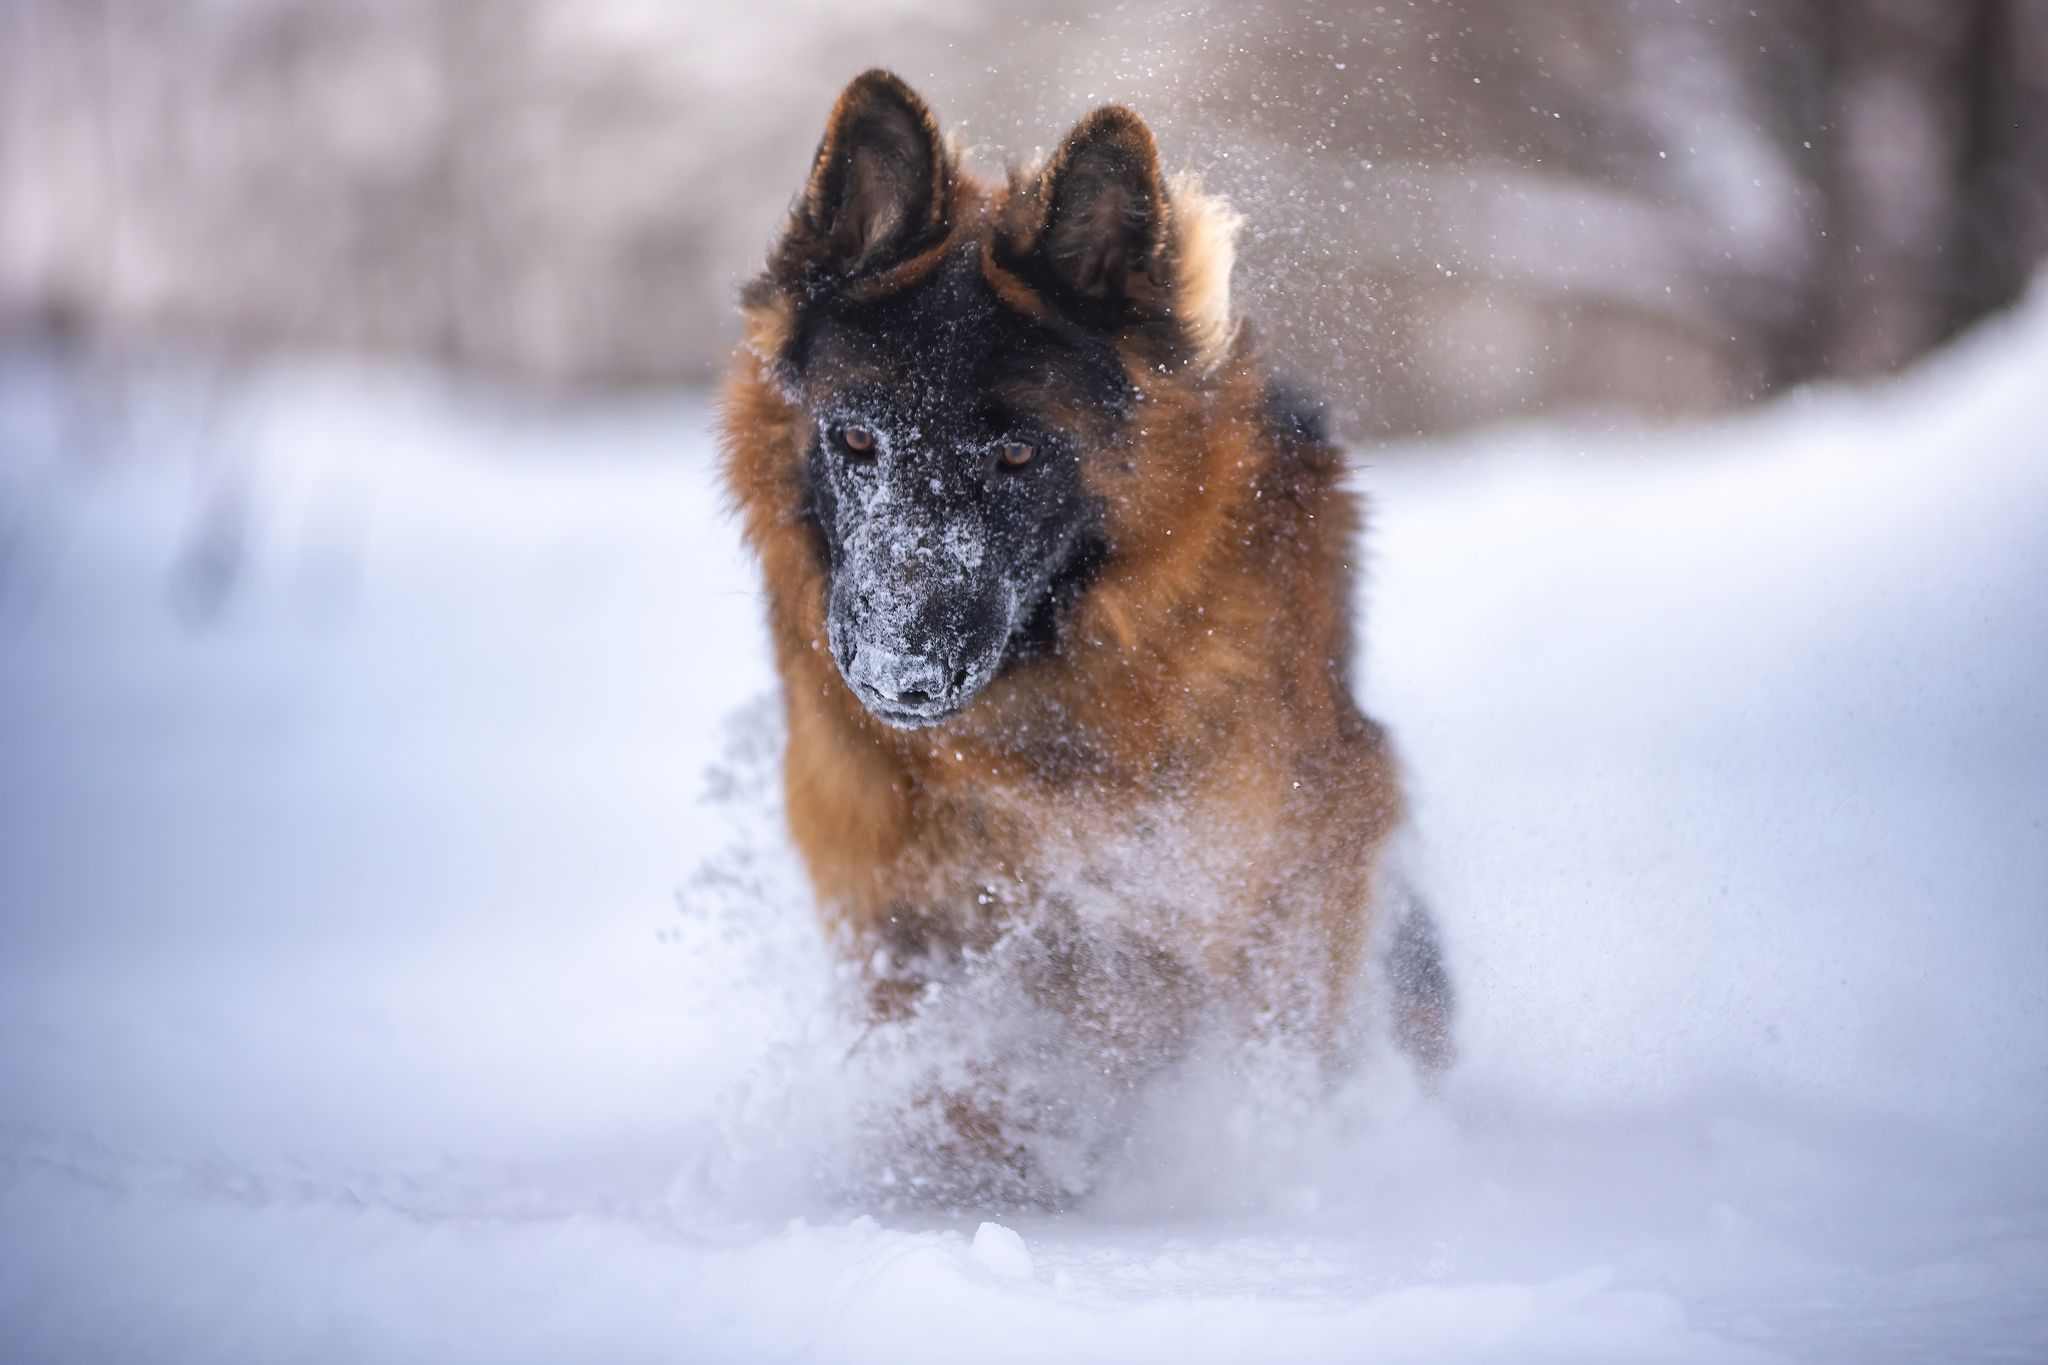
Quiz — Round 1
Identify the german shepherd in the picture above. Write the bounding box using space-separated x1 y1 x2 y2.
720 70 1450 1204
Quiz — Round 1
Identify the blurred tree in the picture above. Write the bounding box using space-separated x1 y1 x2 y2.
0 0 2041 436
1805 0 2048 376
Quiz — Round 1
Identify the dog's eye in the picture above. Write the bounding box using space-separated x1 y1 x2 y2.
998 441 1037 469
838 424 876 455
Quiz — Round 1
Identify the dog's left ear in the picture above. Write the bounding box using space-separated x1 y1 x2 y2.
1003 106 1169 313
1000 106 1240 368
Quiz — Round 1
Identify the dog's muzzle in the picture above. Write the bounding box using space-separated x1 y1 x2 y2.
838 637 977 727
829 582 1012 729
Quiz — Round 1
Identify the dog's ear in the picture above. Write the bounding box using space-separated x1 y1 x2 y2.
779 70 952 282
999 106 1240 367
1004 106 1169 314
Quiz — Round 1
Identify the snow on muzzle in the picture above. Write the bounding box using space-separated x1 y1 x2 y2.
827 508 1016 729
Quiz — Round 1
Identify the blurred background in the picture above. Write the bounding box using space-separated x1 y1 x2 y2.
5 0 2045 438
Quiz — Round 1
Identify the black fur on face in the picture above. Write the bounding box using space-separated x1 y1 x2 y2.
791 243 1123 728
753 70 1192 728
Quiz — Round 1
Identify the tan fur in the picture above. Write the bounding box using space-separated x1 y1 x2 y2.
722 75 1411 1064
1162 171 1244 373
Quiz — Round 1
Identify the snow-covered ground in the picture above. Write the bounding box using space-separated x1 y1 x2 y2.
1 289 2044 1362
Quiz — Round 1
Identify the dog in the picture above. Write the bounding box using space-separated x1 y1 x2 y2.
719 70 1451 1204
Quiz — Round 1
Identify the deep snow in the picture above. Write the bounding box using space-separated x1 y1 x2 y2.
1 289 2045 1363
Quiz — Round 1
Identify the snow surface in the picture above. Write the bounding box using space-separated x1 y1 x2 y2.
1 290 2045 1363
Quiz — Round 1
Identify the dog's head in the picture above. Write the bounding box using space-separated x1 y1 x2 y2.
742 71 1240 728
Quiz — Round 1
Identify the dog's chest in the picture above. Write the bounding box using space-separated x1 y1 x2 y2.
929 770 1291 944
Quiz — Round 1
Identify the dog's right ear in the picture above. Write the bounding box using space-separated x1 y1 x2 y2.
774 70 953 285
